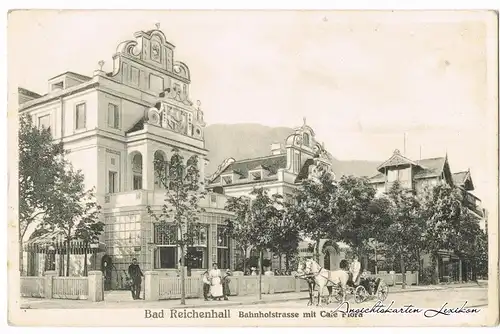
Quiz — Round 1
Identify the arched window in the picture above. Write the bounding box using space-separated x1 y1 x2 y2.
303 133 310 146
131 153 143 190
154 151 168 189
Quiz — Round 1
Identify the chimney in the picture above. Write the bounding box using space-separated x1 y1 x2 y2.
270 143 284 155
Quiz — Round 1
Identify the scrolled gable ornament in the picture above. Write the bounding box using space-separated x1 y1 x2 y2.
308 159 335 183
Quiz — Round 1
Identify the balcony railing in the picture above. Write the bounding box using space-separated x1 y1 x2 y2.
103 190 229 211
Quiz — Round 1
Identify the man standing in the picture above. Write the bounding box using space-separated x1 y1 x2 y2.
128 258 144 300
349 254 362 286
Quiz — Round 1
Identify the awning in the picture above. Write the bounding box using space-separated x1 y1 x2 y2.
23 230 107 255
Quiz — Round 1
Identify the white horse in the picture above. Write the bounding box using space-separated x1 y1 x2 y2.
303 258 349 306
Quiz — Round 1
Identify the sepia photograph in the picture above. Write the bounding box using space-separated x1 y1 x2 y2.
6 9 499 327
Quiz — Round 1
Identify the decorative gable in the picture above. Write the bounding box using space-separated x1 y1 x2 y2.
377 149 421 172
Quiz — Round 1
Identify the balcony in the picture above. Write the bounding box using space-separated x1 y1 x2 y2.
462 191 483 217
103 190 230 212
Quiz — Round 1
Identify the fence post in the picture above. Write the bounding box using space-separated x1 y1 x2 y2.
416 271 419 285
236 276 241 296
88 270 104 302
144 271 159 301
43 271 57 299
295 278 301 293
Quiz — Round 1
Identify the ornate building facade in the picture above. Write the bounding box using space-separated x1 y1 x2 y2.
207 120 348 271
19 27 234 287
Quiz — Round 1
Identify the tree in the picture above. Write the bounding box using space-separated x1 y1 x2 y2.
75 200 105 276
148 148 205 305
224 195 253 274
383 181 425 289
226 187 284 299
247 187 284 300
46 166 103 276
334 176 392 267
270 199 301 271
420 183 482 283
18 114 66 273
289 173 338 261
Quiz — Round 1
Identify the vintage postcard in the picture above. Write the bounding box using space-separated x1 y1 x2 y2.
6 9 499 327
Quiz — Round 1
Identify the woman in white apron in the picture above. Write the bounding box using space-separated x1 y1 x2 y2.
209 263 223 300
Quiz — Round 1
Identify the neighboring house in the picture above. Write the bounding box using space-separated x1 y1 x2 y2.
19 27 234 285
207 120 349 271
368 149 486 282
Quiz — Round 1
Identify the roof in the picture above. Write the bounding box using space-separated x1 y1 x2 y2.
377 149 422 172
369 156 447 183
126 118 145 134
414 157 446 179
210 154 287 185
452 171 468 186
48 71 92 82
368 173 386 183
452 170 474 191
24 229 106 254
223 154 287 177
18 87 42 98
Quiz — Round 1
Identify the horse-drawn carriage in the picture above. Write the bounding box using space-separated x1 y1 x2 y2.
295 258 389 306
341 275 389 303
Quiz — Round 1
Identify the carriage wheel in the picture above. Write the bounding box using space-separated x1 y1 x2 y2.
377 283 389 302
355 286 367 303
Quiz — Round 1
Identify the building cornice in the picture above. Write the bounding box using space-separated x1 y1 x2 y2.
19 81 99 112
126 131 208 155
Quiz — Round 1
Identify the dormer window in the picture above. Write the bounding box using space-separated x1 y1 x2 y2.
222 175 233 185
51 81 64 91
250 171 262 181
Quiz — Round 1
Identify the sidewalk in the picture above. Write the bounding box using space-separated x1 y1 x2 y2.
20 282 485 309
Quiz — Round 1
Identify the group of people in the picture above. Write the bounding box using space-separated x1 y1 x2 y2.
202 263 231 301
127 260 232 302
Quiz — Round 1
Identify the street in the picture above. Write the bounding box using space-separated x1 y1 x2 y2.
240 286 488 309
20 284 488 310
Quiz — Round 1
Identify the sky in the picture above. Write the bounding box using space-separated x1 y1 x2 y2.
8 10 497 212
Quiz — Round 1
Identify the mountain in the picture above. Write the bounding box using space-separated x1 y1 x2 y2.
204 123 381 178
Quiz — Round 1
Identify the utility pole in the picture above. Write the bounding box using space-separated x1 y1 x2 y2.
403 133 407 156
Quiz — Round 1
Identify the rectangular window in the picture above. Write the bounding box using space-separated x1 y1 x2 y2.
107 103 120 129
294 152 301 173
51 81 64 91
108 171 118 194
398 168 410 182
155 247 177 269
75 103 86 130
130 67 140 86
387 169 398 182
210 194 217 205
38 114 51 131
133 175 142 190
186 247 207 269
217 248 230 269
154 224 178 269
216 224 230 268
